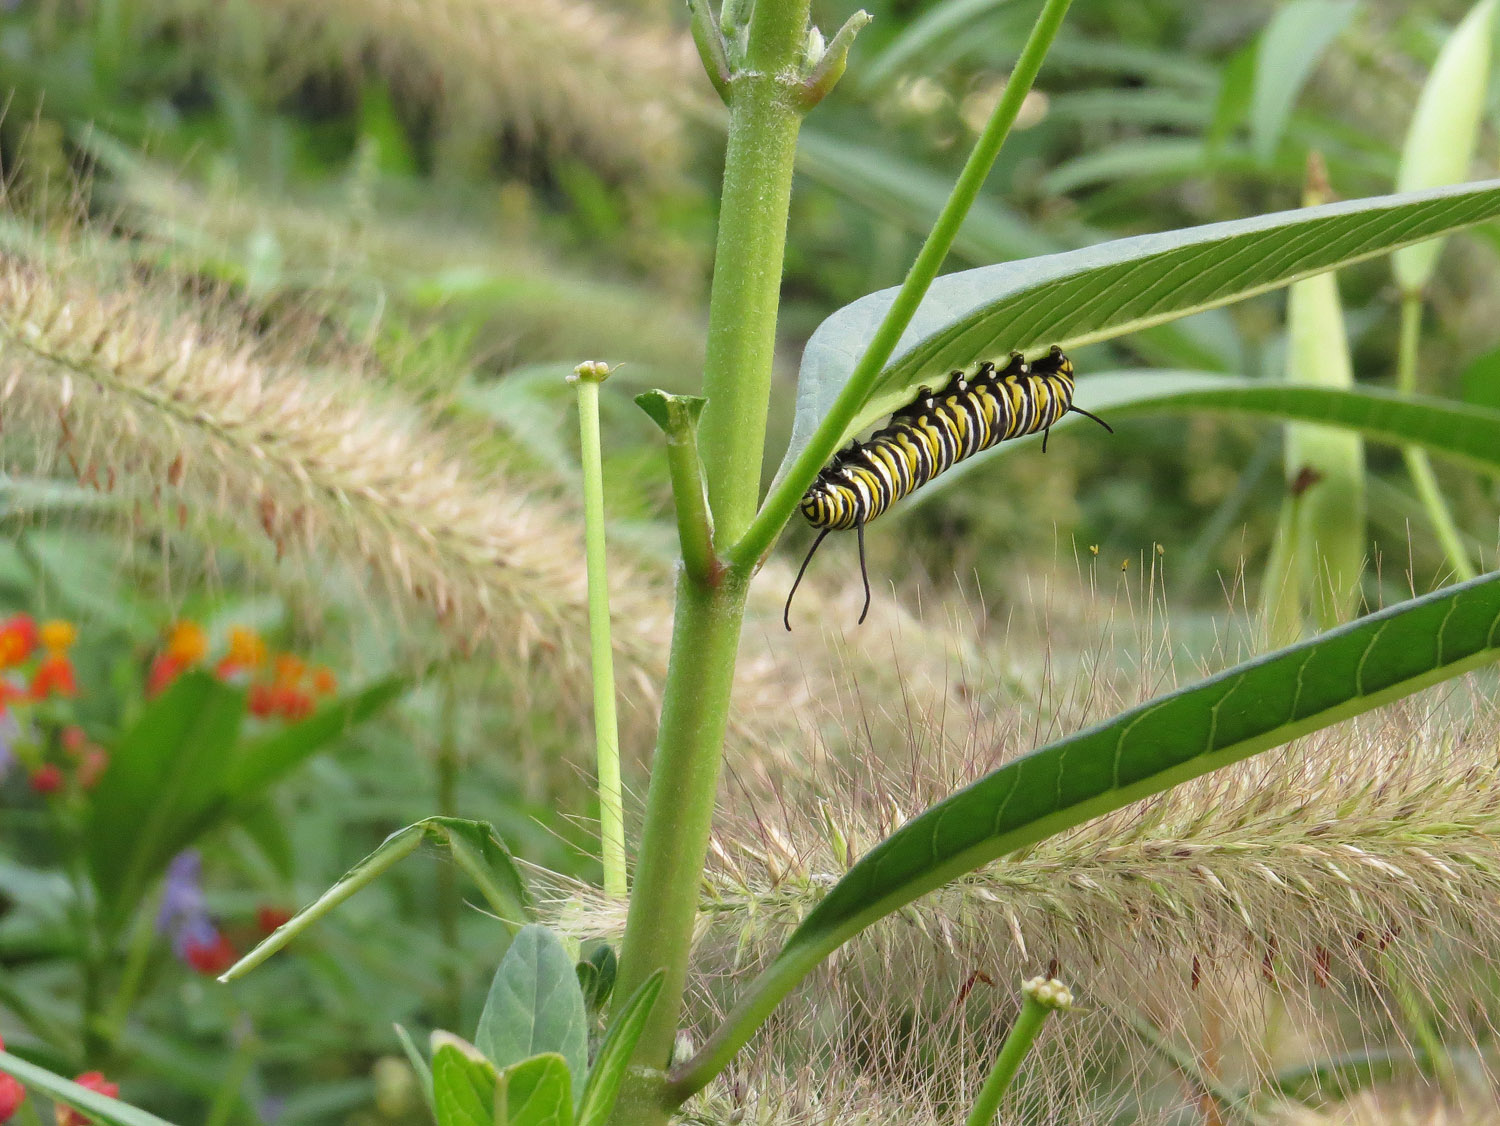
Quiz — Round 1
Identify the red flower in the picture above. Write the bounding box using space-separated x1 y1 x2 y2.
61 726 87 756
256 906 293 935
0 1034 25 1124
30 654 77 700
182 931 237 976
247 682 277 718
29 764 63 795
146 654 187 697
274 686 314 721
56 1072 118 1126
0 615 37 668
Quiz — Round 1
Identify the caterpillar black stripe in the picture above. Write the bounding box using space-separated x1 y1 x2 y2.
784 346 1112 631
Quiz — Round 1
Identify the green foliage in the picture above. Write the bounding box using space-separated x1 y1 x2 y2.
0 1051 178 1126
574 971 664 1126
476 927 589 1104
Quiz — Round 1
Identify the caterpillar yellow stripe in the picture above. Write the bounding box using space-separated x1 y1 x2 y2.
785 346 1110 630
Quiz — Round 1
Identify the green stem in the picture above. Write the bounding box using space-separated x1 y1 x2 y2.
574 370 627 899
695 0 812 547
963 988 1060 1126
730 0 1076 572
609 578 749 1122
1396 293 1477 580
608 0 811 1117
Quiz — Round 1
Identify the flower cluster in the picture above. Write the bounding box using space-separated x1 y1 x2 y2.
0 616 107 796
148 622 336 720
0 614 78 702
0 1033 117 1126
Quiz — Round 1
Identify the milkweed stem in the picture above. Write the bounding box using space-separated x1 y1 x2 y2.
963 977 1072 1126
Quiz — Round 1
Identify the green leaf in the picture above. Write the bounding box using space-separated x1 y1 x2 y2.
780 179 1500 476
222 817 529 981
1249 0 1357 163
711 571 1500 1081
0 1050 179 1126
495 1054 574 1126
903 374 1500 505
85 671 246 933
576 944 617 1016
575 971 665 1126
226 676 406 793
1393 0 1498 291
476 926 588 1105
431 1036 499 1126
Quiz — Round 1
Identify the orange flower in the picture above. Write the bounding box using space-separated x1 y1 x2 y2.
30 654 77 700
39 620 76 653
0 614 37 668
28 764 63 795
56 1072 118 1126
215 626 267 679
310 665 337 697
165 621 208 665
272 653 305 686
0 678 23 714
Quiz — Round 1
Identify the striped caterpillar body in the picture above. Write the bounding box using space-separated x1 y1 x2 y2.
784 346 1111 630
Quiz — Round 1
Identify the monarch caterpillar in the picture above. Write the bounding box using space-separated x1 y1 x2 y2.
783 346 1112 630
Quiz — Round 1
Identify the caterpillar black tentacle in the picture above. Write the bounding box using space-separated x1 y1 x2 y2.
784 346 1109 631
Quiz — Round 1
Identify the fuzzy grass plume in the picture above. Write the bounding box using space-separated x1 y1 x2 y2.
545 570 1500 1121
120 0 703 185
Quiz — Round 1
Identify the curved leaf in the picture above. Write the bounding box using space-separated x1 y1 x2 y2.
221 817 529 981
431 1037 498 1126
675 571 1500 1095
781 179 1500 476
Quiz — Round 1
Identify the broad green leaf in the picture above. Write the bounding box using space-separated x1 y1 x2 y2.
1393 0 1498 291
694 571 1500 1087
1249 1 1357 163
394 1023 438 1124
903 374 1500 504
476 926 588 1104
85 671 245 933
222 817 529 980
226 676 406 793
0 1050 179 1126
495 1054 573 1126
575 944 617 1016
780 179 1500 477
431 1036 498 1126
575 971 665 1126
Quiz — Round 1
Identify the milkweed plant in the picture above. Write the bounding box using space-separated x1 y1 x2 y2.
7 0 1500 1124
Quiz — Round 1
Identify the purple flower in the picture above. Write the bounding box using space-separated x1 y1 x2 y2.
157 850 230 966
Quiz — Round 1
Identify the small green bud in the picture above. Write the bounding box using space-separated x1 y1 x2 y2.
569 360 615 385
1021 975 1074 1011
804 26 827 69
